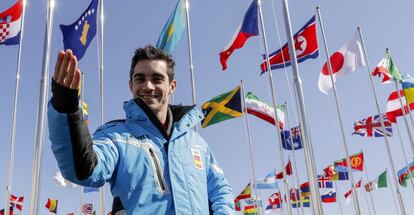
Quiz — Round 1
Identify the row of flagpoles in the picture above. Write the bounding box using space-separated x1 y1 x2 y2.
3 0 414 214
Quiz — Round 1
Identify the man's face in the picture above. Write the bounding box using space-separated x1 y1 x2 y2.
129 59 176 115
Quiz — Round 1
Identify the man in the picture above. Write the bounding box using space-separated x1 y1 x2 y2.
48 45 235 214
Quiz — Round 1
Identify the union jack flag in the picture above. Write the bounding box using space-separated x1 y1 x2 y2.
353 114 392 137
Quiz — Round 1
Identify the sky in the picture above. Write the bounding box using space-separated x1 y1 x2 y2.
1 0 414 214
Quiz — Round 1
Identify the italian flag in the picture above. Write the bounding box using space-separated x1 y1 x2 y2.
244 92 285 129
371 53 402 84
365 170 387 192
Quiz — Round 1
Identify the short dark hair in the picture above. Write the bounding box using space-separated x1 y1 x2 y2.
130 45 175 83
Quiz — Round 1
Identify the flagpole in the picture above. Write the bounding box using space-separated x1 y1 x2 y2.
315 7 362 215
97 0 106 213
357 27 406 215
240 82 260 215
395 122 414 191
285 103 305 215
334 181 344 215
279 1 324 214
29 0 55 214
257 1 293 215
4 1 27 215
80 73 86 215
362 159 377 215
184 0 197 105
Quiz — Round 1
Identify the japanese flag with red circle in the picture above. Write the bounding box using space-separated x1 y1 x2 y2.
318 33 366 94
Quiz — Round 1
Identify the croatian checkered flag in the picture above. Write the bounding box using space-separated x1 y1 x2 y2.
0 0 22 45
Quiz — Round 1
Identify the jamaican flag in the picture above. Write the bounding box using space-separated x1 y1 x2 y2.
201 85 243 128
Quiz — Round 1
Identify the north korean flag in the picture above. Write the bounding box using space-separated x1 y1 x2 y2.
260 16 319 73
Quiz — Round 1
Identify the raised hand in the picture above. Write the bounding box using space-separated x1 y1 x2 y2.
53 49 81 90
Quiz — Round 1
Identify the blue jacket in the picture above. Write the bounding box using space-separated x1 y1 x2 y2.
48 99 235 214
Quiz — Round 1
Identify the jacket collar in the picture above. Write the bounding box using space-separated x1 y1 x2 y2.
123 99 204 132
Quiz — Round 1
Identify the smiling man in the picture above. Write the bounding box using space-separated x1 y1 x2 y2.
47 45 235 215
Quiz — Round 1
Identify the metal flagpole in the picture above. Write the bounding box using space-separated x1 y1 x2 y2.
395 122 414 191
240 82 260 215
184 0 196 105
29 0 55 214
97 0 106 213
4 1 27 214
80 73 86 215
359 185 372 215
256 1 293 214
315 7 361 215
334 181 344 215
363 161 377 215
357 27 406 215
285 103 305 215
279 0 323 213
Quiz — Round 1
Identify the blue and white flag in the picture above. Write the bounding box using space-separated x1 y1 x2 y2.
60 0 98 60
256 170 278 189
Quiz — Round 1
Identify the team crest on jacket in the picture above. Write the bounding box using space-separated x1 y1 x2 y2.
191 148 204 170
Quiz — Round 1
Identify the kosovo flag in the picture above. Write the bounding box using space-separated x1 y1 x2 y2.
60 0 98 60
201 85 243 128
156 0 186 55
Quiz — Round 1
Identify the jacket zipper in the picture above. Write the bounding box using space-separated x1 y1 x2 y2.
148 147 167 194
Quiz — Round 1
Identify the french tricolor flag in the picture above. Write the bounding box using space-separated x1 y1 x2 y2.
219 0 258 70
0 0 23 45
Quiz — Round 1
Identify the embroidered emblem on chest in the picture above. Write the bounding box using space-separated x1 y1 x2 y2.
191 148 204 170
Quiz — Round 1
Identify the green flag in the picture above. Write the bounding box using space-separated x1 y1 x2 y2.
201 85 242 128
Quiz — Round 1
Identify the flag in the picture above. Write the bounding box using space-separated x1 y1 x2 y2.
300 181 310 197
53 171 78 188
0 0 22 45
281 126 303 150
318 174 333 188
84 186 99 193
82 203 93 215
334 152 364 172
344 179 362 203
331 171 349 181
9 194 23 211
318 32 366 94
290 188 301 208
397 161 414 187
256 170 278 189
268 192 282 206
45 198 58 214
245 92 285 129
365 170 387 192
260 16 319 73
81 100 89 125
386 89 414 123
302 196 311 207
0 207 13 215
60 0 98 60
234 183 252 211
219 0 258 70
264 204 280 215
352 114 392 137
371 53 402 84
201 85 242 128
276 160 292 179
156 0 185 54
323 165 335 178
321 189 336 203
401 73 414 104
243 205 258 215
